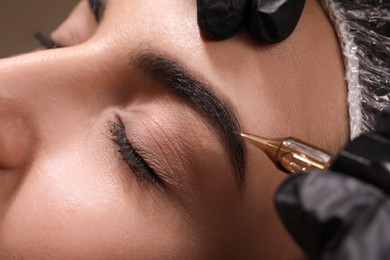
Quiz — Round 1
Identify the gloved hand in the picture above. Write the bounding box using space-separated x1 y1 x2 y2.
197 0 306 43
274 106 390 260
275 171 390 260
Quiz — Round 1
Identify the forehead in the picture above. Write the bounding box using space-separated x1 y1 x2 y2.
86 0 342 144
95 0 262 122
95 0 259 70
100 0 199 42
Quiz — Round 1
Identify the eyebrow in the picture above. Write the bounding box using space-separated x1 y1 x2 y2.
132 51 246 189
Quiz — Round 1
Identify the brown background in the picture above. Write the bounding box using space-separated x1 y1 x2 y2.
0 0 79 57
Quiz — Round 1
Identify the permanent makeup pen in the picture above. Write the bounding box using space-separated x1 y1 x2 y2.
240 133 333 174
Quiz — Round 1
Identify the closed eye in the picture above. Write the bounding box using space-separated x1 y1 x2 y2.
109 120 161 186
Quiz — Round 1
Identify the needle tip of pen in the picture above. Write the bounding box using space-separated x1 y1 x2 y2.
235 132 255 141
240 132 251 138
237 132 260 141
237 132 280 149
233 131 244 136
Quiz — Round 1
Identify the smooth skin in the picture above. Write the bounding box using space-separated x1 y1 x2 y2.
0 0 348 259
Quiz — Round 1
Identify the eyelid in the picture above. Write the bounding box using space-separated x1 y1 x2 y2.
109 119 162 186
48 0 102 48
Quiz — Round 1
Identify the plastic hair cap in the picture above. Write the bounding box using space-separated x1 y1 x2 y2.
319 0 390 139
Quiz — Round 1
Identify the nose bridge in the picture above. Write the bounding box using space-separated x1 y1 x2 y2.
0 47 122 223
0 47 118 122
1 49 100 103
0 47 113 168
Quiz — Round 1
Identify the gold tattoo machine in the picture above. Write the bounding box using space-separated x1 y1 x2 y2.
240 133 334 174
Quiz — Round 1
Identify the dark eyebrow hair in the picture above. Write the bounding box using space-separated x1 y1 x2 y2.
132 51 246 189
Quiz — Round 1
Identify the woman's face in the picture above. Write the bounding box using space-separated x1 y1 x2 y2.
0 0 348 258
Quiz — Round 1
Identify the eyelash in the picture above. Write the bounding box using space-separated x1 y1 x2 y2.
109 120 161 185
34 0 105 49
34 32 62 49
89 0 105 21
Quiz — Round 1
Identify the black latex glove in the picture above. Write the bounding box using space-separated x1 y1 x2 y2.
274 105 390 259
275 170 390 260
197 0 306 43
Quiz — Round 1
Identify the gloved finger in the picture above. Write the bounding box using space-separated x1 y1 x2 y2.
274 170 388 259
376 105 390 138
335 198 390 260
197 0 248 40
247 0 306 43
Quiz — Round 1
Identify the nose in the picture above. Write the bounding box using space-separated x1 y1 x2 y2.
0 97 32 207
0 98 31 169
0 45 120 210
0 46 115 171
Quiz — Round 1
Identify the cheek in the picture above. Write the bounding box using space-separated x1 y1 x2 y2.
0 129 195 258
